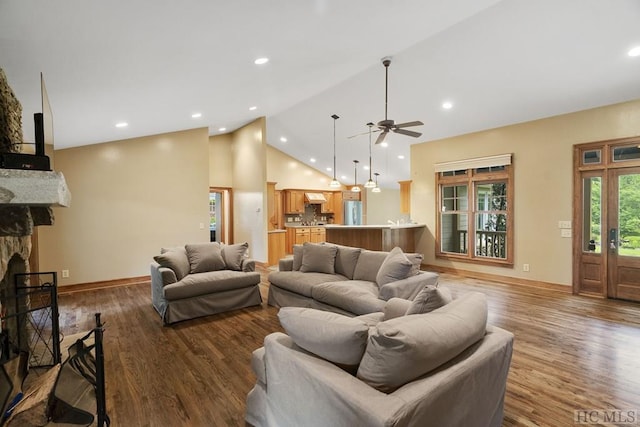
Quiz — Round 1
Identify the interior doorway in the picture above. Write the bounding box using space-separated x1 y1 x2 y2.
573 138 640 302
209 188 232 244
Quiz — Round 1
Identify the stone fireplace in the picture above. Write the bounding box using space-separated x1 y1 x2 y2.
0 170 70 365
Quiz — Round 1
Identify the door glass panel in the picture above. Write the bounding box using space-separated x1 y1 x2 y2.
618 173 640 257
582 177 601 253
612 145 640 162
441 213 468 254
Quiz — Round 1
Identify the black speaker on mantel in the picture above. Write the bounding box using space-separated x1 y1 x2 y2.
0 152 50 171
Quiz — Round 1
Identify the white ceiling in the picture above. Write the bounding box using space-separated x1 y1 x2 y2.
1 0 639 189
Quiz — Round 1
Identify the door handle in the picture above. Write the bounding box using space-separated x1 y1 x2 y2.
609 228 618 250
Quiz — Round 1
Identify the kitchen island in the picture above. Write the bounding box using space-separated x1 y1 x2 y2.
324 224 426 253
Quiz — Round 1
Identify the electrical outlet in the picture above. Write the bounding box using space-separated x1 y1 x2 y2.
523 264 530 272
558 221 572 229
561 229 572 238
199 223 205 229
62 269 69 278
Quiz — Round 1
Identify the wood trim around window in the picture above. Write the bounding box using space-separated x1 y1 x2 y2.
435 163 514 267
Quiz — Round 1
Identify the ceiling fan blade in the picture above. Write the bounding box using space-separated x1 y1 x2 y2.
393 120 424 128
375 130 389 145
393 128 422 138
347 129 381 139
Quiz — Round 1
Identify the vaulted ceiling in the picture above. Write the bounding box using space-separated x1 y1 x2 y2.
1 0 639 188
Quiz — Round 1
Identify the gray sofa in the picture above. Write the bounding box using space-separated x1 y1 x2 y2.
267 243 439 316
246 292 514 427
150 242 262 325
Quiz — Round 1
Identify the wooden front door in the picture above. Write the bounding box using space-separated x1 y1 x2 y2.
607 167 640 301
573 138 640 302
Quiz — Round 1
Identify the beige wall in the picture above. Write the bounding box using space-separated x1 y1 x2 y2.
266 145 340 190
209 133 233 187
38 127 210 286
230 118 268 261
365 188 402 225
411 99 640 286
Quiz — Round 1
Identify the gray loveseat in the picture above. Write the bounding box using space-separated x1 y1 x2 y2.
267 242 439 316
246 291 514 427
150 242 262 325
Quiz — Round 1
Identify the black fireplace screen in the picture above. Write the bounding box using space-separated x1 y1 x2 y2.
0 272 61 368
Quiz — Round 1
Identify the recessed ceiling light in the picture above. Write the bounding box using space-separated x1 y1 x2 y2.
310 158 316 163
249 106 257 111
191 113 202 118
254 57 269 65
326 167 332 172
628 46 640 57
340 175 347 180
218 127 226 132
280 137 287 143
363 165 370 170
380 142 388 148
115 122 128 128
442 101 453 110
398 155 405 159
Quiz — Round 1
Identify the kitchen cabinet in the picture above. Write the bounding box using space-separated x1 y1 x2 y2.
285 226 326 253
310 227 326 243
268 230 286 266
321 192 334 213
284 190 305 214
342 190 361 201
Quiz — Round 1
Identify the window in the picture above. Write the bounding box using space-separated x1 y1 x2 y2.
435 154 513 266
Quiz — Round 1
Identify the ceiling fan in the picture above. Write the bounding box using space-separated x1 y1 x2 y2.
373 56 423 145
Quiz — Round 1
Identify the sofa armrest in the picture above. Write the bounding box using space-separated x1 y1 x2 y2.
150 261 178 287
278 257 294 271
241 258 256 272
378 271 439 301
383 298 411 320
259 332 404 427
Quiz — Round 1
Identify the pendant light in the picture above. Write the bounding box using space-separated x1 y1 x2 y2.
364 122 376 188
329 114 341 188
372 172 381 193
351 160 361 192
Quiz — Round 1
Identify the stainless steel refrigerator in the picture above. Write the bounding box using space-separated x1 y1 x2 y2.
343 200 363 225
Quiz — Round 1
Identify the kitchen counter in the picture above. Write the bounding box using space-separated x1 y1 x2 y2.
325 224 426 253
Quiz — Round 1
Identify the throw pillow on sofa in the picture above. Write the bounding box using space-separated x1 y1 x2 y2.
299 242 338 274
376 247 414 286
185 243 226 273
278 307 369 366
153 250 190 280
221 242 249 271
406 285 452 315
357 292 488 393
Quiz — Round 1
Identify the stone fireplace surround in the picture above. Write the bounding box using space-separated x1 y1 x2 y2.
0 169 70 363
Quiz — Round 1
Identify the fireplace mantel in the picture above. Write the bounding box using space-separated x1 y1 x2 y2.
0 169 70 207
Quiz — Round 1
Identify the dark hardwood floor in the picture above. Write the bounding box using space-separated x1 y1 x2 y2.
55 271 640 426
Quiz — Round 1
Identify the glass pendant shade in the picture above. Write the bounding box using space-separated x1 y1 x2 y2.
351 160 361 192
329 114 341 188
372 172 381 193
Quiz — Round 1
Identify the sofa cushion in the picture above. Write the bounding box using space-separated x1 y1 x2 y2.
406 253 424 276
352 250 388 283
153 250 190 281
311 280 385 315
324 243 362 279
222 242 249 271
268 271 346 297
299 242 338 274
292 245 303 271
278 307 369 366
357 292 488 393
376 247 414 286
406 285 453 315
163 270 260 300
185 243 225 273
